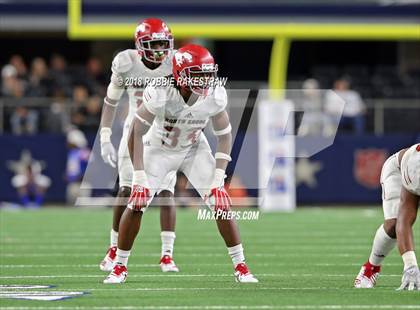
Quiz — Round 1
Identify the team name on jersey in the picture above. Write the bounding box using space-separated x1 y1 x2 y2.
164 118 206 125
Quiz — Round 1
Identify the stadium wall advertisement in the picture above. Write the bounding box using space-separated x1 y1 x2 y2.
0 134 418 205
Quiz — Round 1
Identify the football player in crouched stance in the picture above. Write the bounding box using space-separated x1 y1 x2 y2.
104 44 258 284
99 18 179 273
395 145 420 290
354 144 420 290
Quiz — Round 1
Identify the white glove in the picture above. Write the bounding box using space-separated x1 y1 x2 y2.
101 142 117 168
397 265 420 291
100 127 117 168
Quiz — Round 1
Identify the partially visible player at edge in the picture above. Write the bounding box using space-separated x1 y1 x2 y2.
104 44 258 284
354 144 420 290
99 18 179 273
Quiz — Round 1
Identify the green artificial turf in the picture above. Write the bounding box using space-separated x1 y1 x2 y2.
0 207 419 309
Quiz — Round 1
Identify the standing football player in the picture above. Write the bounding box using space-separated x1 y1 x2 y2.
354 144 419 289
99 18 179 273
104 44 258 284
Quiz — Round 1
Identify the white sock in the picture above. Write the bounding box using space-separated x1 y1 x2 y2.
161 231 176 257
368 224 396 266
110 229 118 247
116 249 130 267
228 244 245 266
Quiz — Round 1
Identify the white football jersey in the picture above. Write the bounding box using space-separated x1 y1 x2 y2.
400 144 420 195
142 85 228 151
110 49 175 123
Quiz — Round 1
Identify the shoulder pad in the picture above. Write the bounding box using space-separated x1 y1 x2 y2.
111 50 136 74
143 85 167 113
213 86 228 109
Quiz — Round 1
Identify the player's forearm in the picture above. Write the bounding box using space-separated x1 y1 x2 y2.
210 133 232 188
100 98 117 129
215 133 232 171
396 203 418 255
128 119 148 171
100 80 124 133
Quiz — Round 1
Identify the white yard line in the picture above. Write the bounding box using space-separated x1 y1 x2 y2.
1 305 420 310
0 274 402 279
0 287 340 292
0 246 371 251
0 253 362 258
0 263 405 269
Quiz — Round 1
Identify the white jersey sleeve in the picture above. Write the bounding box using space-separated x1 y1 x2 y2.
210 86 228 116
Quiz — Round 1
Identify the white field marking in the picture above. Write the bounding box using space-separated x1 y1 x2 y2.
0 243 372 246
0 231 388 237
1 305 420 310
46 287 399 292
0 253 363 258
0 287 342 293
0 246 371 252
0 240 374 246
0 285 52 289
0 264 158 268
0 263 405 269
0 274 402 279
0 231 386 238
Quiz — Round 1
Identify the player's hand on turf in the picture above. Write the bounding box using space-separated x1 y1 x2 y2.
128 185 151 211
101 142 117 168
208 186 232 211
397 266 420 291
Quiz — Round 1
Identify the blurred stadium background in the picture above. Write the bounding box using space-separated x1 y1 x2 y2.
0 0 419 208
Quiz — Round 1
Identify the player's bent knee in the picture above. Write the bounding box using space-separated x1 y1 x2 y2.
384 219 397 238
158 190 173 198
118 186 131 197
157 190 175 207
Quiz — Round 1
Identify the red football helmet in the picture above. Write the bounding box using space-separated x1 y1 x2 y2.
172 44 218 96
134 18 174 63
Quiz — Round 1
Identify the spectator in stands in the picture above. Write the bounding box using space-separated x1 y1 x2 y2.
2 64 39 134
297 78 326 136
70 85 89 127
9 54 28 81
1 64 26 97
10 104 39 135
85 57 107 95
66 128 91 205
49 53 72 97
325 78 366 135
47 89 71 133
81 95 102 132
10 153 51 208
26 57 51 97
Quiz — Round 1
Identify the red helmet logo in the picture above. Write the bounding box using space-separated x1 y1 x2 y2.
172 44 218 96
134 18 174 63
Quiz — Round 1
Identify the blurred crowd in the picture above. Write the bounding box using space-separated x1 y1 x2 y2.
1 54 108 135
296 77 366 136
